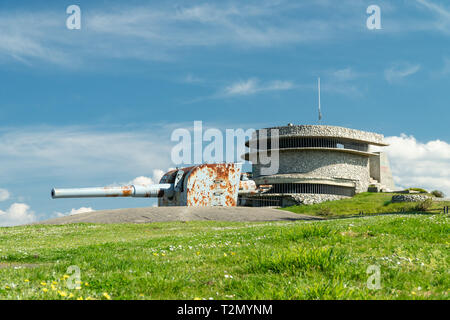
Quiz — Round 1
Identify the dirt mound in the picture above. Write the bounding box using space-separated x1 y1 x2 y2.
35 206 321 225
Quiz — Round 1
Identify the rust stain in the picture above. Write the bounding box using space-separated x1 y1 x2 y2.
181 163 242 207
122 190 133 196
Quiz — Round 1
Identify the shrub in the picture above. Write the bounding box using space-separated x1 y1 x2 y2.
414 198 433 212
317 207 333 217
431 190 445 198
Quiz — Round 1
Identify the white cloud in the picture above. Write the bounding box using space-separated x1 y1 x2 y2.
0 125 173 185
0 1 373 67
384 63 421 83
0 3 316 66
129 168 172 186
152 169 167 183
223 78 294 97
416 0 450 18
0 1 445 67
416 0 450 33
225 79 259 96
55 207 95 217
380 134 450 196
70 207 94 215
0 189 10 202
0 203 36 227
317 67 367 98
182 74 204 84
131 176 155 186
330 68 361 81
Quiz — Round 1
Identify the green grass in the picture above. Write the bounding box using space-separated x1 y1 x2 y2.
281 192 450 218
0 213 448 300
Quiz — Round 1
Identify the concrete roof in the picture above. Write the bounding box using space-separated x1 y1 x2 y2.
246 124 388 147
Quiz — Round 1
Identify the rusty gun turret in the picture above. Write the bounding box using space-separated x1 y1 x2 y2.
52 163 255 207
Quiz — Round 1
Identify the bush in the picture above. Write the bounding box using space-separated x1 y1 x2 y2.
317 207 333 217
415 198 433 212
431 190 445 198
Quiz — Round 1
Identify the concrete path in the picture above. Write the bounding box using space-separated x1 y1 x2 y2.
34 206 322 225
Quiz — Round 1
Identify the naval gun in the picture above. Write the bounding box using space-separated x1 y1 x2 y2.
52 163 256 207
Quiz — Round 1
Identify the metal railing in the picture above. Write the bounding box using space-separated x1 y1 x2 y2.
266 183 355 197
258 137 369 152
240 196 282 207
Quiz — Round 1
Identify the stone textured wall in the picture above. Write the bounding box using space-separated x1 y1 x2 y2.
252 125 386 145
284 194 348 206
253 150 370 193
391 194 430 203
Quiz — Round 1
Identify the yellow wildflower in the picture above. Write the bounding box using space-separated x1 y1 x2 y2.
63 275 70 280
24 279 30 283
103 292 112 300
58 290 67 297
75 286 82 290
77 297 84 300
68 293 74 298
42 288 48 293
52 281 58 285
153 252 158 256
51 284 57 291
84 282 89 287
194 297 201 300
5 285 10 290
231 252 236 256
40 282 47 286
196 251 200 255
223 253 227 257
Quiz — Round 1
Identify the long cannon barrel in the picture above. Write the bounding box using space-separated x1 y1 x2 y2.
51 184 173 199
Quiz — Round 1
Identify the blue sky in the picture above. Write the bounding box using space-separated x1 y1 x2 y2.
0 0 449 225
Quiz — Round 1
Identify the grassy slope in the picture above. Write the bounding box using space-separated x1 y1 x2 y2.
281 192 450 218
0 214 448 300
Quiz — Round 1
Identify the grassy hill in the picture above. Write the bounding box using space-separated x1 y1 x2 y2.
282 192 450 218
0 211 448 299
